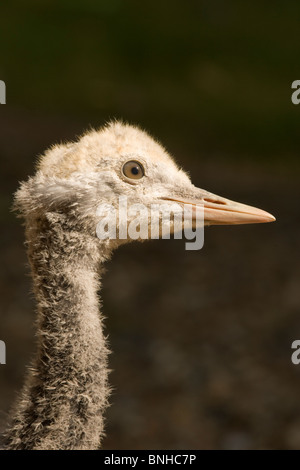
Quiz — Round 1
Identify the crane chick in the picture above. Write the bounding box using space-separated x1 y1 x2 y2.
4 121 275 450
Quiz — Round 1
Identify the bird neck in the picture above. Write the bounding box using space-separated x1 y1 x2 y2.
6 215 111 450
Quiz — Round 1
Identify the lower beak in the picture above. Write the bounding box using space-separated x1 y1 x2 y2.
163 191 276 226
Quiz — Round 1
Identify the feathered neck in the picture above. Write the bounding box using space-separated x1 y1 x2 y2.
5 210 111 450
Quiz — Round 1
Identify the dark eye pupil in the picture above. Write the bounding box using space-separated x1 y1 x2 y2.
122 160 144 180
131 166 139 175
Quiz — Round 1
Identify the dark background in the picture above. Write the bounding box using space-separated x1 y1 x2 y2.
0 0 300 449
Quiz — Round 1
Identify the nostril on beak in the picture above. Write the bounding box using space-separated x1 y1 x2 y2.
203 198 227 205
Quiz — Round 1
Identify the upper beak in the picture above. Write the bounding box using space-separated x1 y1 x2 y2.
163 189 276 226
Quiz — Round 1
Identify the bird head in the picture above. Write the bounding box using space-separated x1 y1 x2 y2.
15 121 275 250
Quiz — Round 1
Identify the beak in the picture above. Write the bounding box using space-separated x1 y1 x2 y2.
162 189 276 226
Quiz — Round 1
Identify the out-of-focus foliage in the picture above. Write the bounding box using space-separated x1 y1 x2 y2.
0 0 300 159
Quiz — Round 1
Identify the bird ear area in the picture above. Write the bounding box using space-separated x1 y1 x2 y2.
44 211 67 226
14 177 69 217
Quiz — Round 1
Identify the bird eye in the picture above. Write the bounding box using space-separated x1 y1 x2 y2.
122 160 145 180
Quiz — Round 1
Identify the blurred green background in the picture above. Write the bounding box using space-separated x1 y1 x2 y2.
0 0 300 449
